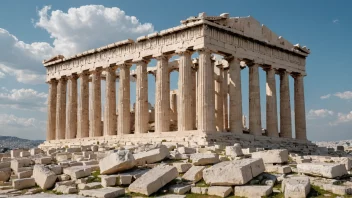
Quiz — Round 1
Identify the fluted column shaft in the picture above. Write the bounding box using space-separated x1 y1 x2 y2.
135 60 149 134
66 75 78 139
155 55 170 132
215 66 224 132
118 64 131 134
249 64 262 135
104 67 117 136
265 68 279 137
222 68 229 130
77 71 89 138
294 74 307 140
91 69 102 137
47 79 57 140
197 49 215 132
191 66 197 130
55 77 67 140
280 71 292 138
227 56 243 133
178 51 193 131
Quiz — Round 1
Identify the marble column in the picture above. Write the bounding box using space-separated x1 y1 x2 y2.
155 55 170 132
77 71 89 138
227 56 243 133
265 67 279 137
46 79 57 141
66 74 78 139
104 66 117 136
279 70 292 138
249 64 262 136
135 60 149 134
118 64 131 134
215 65 224 132
191 65 197 130
222 68 229 131
170 91 177 122
197 49 215 132
293 74 307 140
91 69 102 137
55 77 67 140
177 51 193 131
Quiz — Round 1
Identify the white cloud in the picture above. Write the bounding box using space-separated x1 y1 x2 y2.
320 94 331 99
330 111 352 126
307 109 334 119
333 19 339 24
35 5 154 56
0 88 47 112
0 114 38 128
334 91 352 100
0 64 45 84
0 28 54 84
0 71 4 78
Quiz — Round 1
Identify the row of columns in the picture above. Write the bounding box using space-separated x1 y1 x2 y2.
46 49 307 141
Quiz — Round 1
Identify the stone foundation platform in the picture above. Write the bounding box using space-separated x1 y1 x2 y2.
39 131 317 153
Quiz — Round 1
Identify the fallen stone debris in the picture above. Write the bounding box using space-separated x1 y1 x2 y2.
0 142 352 197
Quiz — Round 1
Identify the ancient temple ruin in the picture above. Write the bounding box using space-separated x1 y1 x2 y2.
41 13 314 150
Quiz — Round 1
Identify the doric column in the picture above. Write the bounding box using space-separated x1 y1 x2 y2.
177 51 193 131
91 68 102 137
226 56 243 133
104 66 117 136
55 77 67 140
279 70 292 138
191 65 197 130
66 74 78 139
265 67 279 137
46 79 57 141
197 49 215 132
118 64 131 134
222 68 229 131
135 60 149 134
155 55 170 132
248 63 262 136
215 65 224 132
77 71 89 138
293 73 307 140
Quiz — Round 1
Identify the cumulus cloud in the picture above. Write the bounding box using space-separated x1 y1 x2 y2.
0 88 47 112
307 109 334 119
0 28 54 83
333 19 339 24
334 91 352 100
330 111 352 126
35 5 154 56
0 114 38 128
0 5 154 84
320 94 331 99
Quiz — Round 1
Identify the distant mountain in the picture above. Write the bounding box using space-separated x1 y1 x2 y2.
0 136 44 151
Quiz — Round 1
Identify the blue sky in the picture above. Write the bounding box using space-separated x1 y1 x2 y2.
0 0 351 141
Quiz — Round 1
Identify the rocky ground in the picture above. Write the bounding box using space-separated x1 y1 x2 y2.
0 142 351 198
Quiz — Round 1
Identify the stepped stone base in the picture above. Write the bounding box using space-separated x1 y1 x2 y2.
39 131 317 153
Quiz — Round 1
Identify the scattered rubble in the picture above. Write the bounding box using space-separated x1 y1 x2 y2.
0 142 351 197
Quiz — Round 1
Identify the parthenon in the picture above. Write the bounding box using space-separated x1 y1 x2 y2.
42 13 312 148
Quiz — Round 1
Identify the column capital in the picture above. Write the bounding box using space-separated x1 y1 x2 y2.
134 58 150 65
197 48 212 54
67 73 78 80
104 65 118 72
59 76 68 81
90 67 103 74
290 72 304 78
262 65 276 72
118 63 132 69
48 78 58 84
77 70 90 77
175 50 193 56
153 54 171 60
